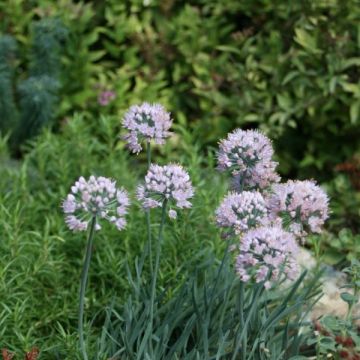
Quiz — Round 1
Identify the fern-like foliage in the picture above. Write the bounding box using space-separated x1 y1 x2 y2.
29 18 67 78
0 18 67 154
16 76 60 145
0 35 18 135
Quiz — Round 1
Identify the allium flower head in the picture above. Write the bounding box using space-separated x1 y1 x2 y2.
137 164 194 219
63 176 130 232
215 191 268 235
267 180 329 237
122 102 172 153
217 129 280 190
235 226 299 288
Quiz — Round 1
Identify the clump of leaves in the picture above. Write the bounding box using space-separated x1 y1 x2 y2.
97 250 321 359
311 260 360 359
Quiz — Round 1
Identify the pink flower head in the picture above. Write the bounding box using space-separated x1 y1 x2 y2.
235 226 299 286
267 180 329 238
137 164 194 218
98 90 116 106
215 191 268 235
62 176 130 232
122 102 172 153
217 129 280 190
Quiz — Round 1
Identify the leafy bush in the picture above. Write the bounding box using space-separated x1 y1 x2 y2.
1 0 359 179
1 0 359 238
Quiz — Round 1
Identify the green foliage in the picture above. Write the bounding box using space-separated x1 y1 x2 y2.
98 258 320 359
1 0 359 238
312 260 360 359
1 0 359 179
29 18 67 78
0 18 67 150
0 113 225 357
0 35 18 134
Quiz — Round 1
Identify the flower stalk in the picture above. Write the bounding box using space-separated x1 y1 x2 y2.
78 216 96 360
146 141 153 273
149 199 168 350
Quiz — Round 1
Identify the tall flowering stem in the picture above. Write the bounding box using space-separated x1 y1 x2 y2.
149 199 168 349
78 216 96 360
146 141 153 273
137 163 194 352
62 176 129 359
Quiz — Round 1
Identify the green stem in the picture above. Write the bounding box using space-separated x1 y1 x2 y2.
146 140 151 169
347 285 359 322
78 216 96 360
239 282 246 359
146 141 153 274
149 200 168 344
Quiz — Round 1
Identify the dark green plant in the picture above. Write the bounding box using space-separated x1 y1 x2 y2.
0 35 18 134
0 18 67 151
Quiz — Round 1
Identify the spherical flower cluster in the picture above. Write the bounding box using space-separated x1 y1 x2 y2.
267 180 329 237
217 129 280 190
137 164 194 219
63 176 130 232
215 191 268 235
122 102 172 153
235 226 299 288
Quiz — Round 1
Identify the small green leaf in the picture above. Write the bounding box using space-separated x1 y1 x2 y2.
340 292 358 304
321 316 342 331
294 28 321 54
350 101 360 124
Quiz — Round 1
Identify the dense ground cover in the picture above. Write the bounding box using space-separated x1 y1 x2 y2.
0 114 227 356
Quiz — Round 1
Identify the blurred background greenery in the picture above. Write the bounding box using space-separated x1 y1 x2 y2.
0 0 359 355
2 0 359 262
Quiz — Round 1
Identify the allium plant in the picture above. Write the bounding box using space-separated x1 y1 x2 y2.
63 176 129 360
122 102 172 154
267 180 329 238
215 191 268 235
217 129 280 190
137 163 194 219
234 226 299 288
136 162 194 356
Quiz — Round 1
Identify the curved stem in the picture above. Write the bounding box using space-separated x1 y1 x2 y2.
78 216 96 360
149 200 168 347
